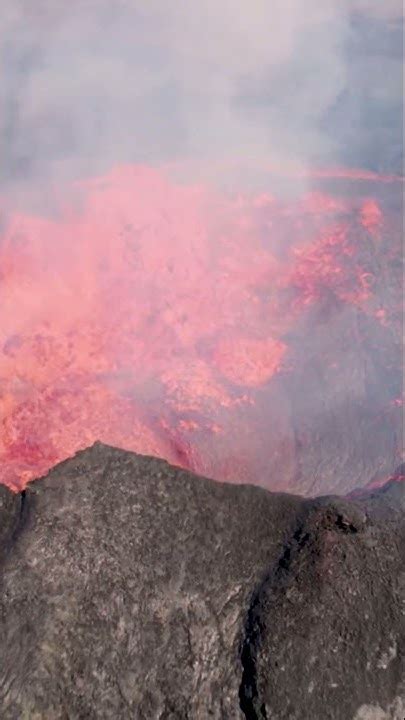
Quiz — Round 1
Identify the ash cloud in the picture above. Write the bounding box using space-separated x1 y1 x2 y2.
0 0 402 198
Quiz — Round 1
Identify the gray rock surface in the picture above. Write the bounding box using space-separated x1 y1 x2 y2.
0 442 404 719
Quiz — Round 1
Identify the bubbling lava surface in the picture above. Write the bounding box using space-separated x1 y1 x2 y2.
0 165 403 494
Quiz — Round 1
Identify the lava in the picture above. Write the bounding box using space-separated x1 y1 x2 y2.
0 164 402 493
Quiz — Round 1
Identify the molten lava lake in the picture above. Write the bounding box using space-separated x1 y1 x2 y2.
0 165 403 495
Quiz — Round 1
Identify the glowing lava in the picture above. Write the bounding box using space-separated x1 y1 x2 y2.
0 165 402 492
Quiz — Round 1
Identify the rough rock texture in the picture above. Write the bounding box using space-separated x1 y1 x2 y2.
0 442 404 719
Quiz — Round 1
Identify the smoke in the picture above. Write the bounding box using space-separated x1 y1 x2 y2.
1 0 402 199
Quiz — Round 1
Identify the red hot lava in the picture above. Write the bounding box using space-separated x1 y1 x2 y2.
0 165 403 494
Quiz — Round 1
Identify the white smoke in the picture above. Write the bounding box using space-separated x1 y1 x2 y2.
0 0 402 196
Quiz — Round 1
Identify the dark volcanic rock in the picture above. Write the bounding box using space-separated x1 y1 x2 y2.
0 443 404 719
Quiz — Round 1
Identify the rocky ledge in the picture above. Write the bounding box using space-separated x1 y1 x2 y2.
0 443 404 719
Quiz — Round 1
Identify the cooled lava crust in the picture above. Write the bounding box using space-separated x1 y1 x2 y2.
0 443 404 719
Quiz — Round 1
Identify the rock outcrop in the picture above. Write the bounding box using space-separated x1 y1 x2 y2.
0 443 404 719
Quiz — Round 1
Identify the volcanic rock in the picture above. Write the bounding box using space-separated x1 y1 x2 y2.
0 443 404 719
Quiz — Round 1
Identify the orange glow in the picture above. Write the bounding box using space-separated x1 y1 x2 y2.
0 164 400 490
360 199 383 235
